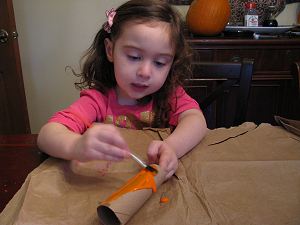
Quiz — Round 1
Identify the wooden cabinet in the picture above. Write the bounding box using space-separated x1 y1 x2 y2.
185 37 300 128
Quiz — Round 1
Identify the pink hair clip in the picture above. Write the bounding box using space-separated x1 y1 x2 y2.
103 8 116 33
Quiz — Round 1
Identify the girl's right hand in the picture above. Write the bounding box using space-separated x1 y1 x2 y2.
72 123 131 162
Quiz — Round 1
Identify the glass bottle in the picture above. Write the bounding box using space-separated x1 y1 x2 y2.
244 2 259 27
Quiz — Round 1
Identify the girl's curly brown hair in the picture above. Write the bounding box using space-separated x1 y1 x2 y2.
74 0 193 128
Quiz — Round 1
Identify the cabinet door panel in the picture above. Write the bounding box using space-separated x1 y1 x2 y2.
185 80 238 129
247 82 281 124
194 49 300 74
192 50 214 62
189 39 300 126
246 79 300 125
219 49 299 73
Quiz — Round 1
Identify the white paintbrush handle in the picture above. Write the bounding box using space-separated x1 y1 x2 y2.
130 152 147 169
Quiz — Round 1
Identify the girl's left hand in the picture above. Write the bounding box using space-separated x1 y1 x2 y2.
147 140 178 179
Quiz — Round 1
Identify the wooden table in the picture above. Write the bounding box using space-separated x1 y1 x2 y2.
0 135 47 212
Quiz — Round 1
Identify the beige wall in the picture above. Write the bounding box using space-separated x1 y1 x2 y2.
13 1 300 133
13 0 127 133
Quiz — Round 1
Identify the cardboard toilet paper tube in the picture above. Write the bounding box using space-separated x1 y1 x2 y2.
97 165 166 225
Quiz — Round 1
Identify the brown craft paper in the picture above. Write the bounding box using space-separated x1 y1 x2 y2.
97 165 166 225
1 123 300 225
70 159 135 178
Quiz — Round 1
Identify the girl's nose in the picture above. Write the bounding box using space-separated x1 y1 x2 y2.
137 61 151 79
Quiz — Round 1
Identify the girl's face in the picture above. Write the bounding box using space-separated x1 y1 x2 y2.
105 20 175 105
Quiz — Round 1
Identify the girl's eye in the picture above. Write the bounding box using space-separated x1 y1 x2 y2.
154 61 166 67
127 55 141 61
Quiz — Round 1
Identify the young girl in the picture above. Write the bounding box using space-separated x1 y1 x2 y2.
37 0 207 179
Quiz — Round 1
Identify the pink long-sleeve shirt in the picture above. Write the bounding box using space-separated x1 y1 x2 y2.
49 86 200 134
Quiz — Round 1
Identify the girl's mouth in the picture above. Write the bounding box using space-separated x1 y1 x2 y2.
131 83 148 92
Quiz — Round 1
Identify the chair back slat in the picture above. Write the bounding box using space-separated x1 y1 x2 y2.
188 59 254 128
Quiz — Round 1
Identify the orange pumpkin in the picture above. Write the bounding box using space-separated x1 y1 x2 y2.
186 0 231 35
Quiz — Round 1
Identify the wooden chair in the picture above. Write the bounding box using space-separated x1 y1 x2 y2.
291 61 300 99
185 59 254 128
290 61 300 119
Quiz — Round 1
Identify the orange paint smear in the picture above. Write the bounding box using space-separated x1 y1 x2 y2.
102 168 157 204
160 197 169 203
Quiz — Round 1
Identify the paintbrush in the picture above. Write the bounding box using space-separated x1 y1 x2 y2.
130 152 157 173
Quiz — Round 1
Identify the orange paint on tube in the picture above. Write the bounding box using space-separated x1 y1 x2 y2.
70 113 160 205
102 168 157 204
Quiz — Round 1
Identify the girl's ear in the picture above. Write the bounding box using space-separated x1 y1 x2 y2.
104 38 113 62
